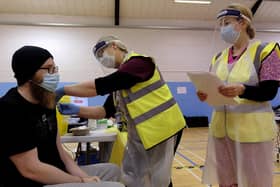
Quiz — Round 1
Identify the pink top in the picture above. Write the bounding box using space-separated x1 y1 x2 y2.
228 44 280 82
259 50 280 81
228 46 247 64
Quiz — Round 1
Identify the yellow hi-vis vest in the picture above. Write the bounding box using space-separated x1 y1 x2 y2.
118 52 186 149
210 41 279 142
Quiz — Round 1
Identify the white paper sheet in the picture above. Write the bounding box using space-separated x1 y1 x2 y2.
187 71 238 106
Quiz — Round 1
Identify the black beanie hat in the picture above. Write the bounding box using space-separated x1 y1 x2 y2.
12 46 53 86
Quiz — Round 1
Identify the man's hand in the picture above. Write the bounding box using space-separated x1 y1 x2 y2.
82 176 100 183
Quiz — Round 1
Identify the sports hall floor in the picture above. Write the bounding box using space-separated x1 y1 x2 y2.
172 127 280 187
64 127 280 186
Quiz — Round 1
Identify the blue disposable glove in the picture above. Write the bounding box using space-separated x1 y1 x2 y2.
55 87 65 102
58 103 80 115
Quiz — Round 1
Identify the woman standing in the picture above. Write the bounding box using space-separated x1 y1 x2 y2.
56 35 185 187
198 4 280 187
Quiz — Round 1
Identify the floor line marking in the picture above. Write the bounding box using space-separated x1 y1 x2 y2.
174 157 201 181
176 151 197 166
185 149 205 162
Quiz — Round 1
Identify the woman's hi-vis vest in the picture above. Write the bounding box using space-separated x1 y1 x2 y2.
117 52 186 150
210 41 278 142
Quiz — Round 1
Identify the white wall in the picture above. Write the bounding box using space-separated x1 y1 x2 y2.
0 24 279 83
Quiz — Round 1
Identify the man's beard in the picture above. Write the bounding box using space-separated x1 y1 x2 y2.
30 82 56 109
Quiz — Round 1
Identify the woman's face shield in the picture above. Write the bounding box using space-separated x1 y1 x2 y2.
218 17 240 29
93 41 110 61
216 9 251 28
209 9 246 61
213 9 252 44
96 47 106 61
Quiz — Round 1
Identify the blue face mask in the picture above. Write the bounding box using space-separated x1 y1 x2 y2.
220 24 240 44
39 73 60 92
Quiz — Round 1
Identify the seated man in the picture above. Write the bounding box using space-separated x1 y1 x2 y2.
0 46 124 187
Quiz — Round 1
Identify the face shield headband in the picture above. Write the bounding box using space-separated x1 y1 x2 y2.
93 41 109 58
93 39 125 59
217 9 251 23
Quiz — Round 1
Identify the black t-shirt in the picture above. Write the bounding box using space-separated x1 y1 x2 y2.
0 88 66 187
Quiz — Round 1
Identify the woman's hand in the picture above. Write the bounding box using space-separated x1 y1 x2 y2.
218 84 245 98
197 91 208 101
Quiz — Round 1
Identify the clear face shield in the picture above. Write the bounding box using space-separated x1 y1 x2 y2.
218 17 242 44
216 9 251 44
93 41 108 61
93 38 128 75
210 9 251 69
93 41 118 75
209 17 230 71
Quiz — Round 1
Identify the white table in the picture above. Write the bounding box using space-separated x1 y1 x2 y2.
61 129 117 143
61 129 117 164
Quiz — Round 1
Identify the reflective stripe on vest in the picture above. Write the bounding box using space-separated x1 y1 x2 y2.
119 52 185 149
209 41 277 142
122 78 165 104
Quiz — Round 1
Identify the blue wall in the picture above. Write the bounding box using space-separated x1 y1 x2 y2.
167 82 212 119
1 82 280 121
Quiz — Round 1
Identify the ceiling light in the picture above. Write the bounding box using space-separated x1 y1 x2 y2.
174 0 212 4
